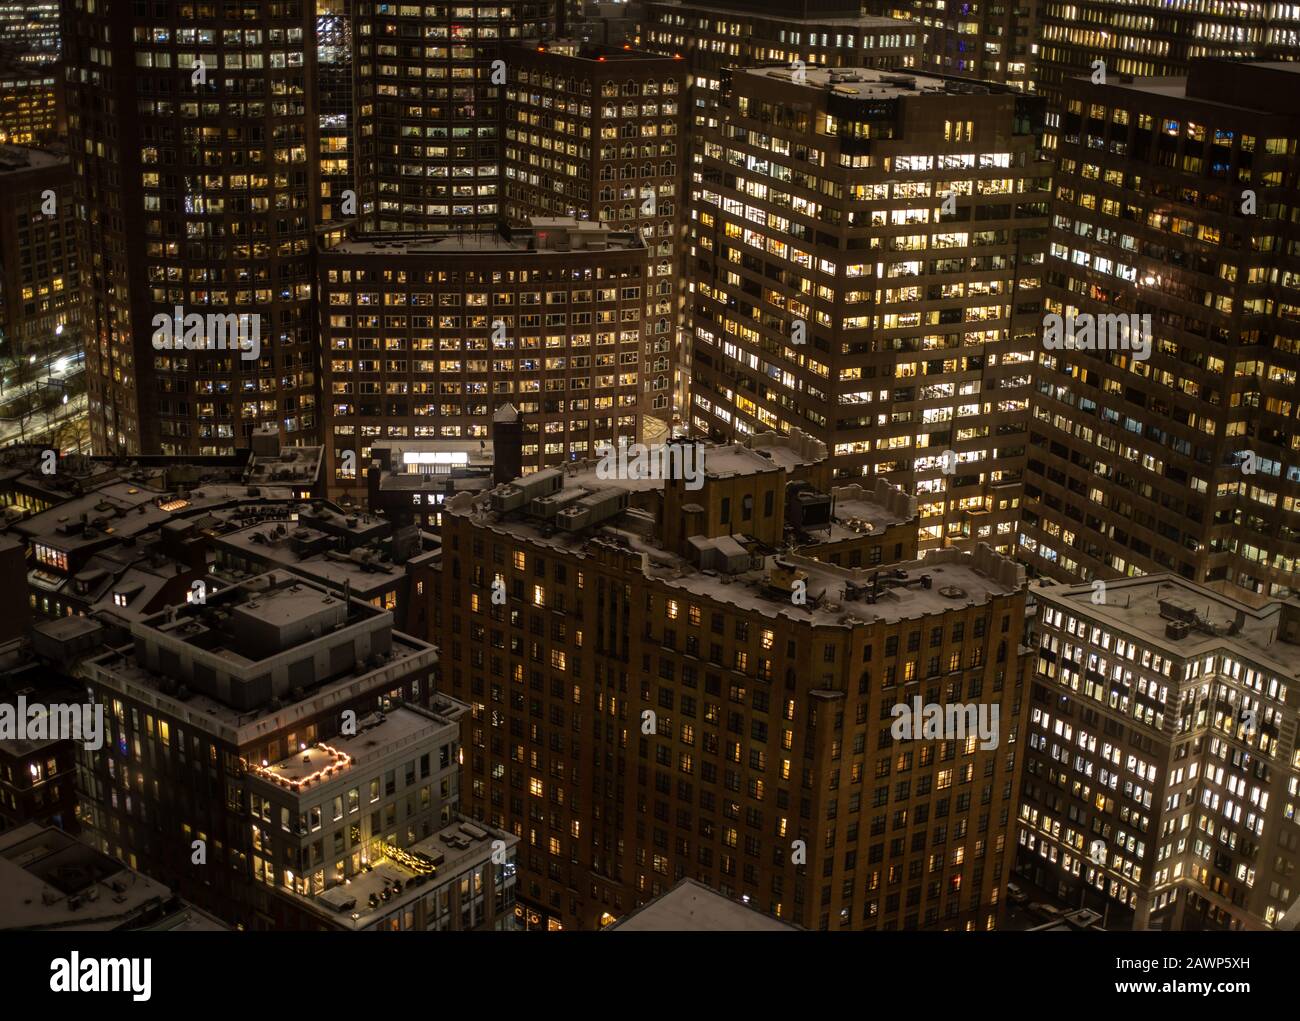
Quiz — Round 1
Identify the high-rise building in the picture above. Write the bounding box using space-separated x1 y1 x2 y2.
64 2 321 456
1035 2 1300 123
317 217 650 501
434 429 1030 930
863 0 1039 93
352 0 549 233
0 61 59 145
1019 574 1300 930
502 40 687 427
687 65 1050 552
77 569 519 930
0 2 60 64
1019 61 1300 598
0 146 81 363
638 2 924 435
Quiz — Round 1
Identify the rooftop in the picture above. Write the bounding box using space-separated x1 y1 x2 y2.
524 39 684 62
245 445 323 488
0 144 65 175
648 0 905 29
450 469 1018 628
741 64 1026 99
608 878 799 931
302 819 516 930
84 572 438 745
248 705 452 794
0 825 172 931
13 477 300 552
1038 575 1300 676
212 508 413 595
138 904 233 931
327 217 643 257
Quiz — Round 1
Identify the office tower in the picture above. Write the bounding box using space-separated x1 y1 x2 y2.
63 3 321 456
77 570 519 930
0 146 81 363
501 41 687 427
863 0 1039 93
1035 2 1300 121
0 61 59 145
434 430 1029 930
0 2 60 64
1019 61 1300 598
1019 574 1300 930
352 0 549 233
639 3 923 436
688 66 1049 552
317 217 650 500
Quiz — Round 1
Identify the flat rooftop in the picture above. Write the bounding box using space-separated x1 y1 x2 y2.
327 218 643 257
1039 575 1300 676
245 445 323 487
214 519 406 593
139 904 233 931
741 64 1023 98
15 479 299 551
0 144 65 175
828 482 913 536
609 878 798 931
648 1 905 29
84 572 439 745
249 705 451 793
526 40 683 62
303 819 515 930
571 432 828 493
453 483 1019 628
0 825 171 931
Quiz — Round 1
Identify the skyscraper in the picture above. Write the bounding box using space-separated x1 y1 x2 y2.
352 0 549 233
0 1 60 64
687 65 1049 552
317 0 356 225
638 1 923 436
64 2 321 455
501 41 688 426
1035 2 1300 130
1020 61 1300 598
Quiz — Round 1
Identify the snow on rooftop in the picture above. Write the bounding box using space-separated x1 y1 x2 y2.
1042 575 1300 674
609 878 798 931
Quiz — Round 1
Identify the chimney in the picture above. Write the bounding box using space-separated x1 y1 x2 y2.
492 403 523 484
